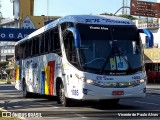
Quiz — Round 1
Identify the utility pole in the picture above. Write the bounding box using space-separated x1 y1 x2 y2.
0 0 2 23
122 0 128 15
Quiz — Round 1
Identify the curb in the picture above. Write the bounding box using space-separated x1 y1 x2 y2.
146 92 160 96
146 89 160 95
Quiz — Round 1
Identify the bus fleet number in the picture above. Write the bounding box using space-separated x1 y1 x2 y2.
71 89 79 96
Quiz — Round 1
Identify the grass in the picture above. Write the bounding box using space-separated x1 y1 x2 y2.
0 110 21 120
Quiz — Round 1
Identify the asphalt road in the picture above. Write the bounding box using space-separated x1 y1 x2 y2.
0 83 160 120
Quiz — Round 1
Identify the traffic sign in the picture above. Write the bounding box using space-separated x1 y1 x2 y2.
130 0 160 18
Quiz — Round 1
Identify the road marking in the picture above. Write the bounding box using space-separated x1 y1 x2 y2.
70 112 87 119
75 114 87 118
134 101 160 106
53 107 59 108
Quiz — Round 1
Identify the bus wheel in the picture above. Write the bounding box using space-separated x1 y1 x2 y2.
22 81 30 98
57 83 71 107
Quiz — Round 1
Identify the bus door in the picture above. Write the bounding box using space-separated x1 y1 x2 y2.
62 28 80 97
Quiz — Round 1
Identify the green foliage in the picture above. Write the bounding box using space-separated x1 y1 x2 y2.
118 14 137 20
100 12 113 16
0 61 9 68
100 12 137 20
5 68 13 75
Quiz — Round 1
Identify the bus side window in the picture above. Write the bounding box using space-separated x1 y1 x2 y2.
49 29 54 52
61 22 74 33
25 41 28 58
21 43 26 59
15 45 19 60
63 31 77 66
44 32 49 53
35 36 39 55
28 40 32 57
16 43 25 60
68 35 77 64
23 42 27 59
54 28 61 56
40 34 45 54
32 38 36 56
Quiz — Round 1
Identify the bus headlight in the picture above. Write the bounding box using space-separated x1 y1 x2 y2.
139 79 145 83
86 79 94 84
81 77 94 84
137 77 147 84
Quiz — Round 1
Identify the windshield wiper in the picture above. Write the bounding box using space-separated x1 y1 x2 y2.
99 45 114 74
99 29 133 74
99 29 115 74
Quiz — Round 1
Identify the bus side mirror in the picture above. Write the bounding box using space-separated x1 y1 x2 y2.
138 29 153 48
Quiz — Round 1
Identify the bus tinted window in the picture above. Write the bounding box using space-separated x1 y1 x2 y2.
45 32 49 53
28 40 32 57
15 23 62 59
40 34 45 54
49 29 54 52
61 22 74 32
35 37 39 55
15 43 26 60
54 28 60 51
32 38 36 56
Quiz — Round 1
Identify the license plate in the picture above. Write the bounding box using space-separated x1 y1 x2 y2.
112 91 124 95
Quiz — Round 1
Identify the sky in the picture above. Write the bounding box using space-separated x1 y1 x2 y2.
0 0 159 18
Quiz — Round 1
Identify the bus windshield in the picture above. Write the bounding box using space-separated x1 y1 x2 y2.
76 24 144 74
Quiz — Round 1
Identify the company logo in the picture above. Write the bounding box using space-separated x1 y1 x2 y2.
22 16 35 29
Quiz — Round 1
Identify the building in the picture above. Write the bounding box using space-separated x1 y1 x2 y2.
0 0 60 62
134 17 160 83
0 18 18 61
13 0 60 29
0 41 15 61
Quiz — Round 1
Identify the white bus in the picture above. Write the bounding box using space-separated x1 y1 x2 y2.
14 15 147 107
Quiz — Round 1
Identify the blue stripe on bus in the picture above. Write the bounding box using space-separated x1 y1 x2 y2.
139 29 153 47
41 71 45 94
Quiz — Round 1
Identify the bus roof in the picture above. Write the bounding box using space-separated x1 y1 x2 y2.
59 15 134 25
16 15 135 45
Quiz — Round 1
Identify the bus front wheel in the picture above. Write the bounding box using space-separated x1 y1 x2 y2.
57 83 71 107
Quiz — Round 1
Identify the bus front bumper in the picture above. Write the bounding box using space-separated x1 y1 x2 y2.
79 83 146 100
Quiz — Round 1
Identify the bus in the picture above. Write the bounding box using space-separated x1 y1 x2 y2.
14 15 147 107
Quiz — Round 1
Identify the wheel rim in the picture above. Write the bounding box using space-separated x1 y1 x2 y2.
59 84 65 104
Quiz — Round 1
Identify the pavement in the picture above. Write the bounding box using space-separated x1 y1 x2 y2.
146 84 160 95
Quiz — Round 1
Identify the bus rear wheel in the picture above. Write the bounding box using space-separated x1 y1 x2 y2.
22 81 30 98
57 83 71 107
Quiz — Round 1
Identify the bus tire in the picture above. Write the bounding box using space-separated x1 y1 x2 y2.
57 83 72 107
22 80 30 98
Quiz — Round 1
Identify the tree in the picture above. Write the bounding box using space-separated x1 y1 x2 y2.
5 68 13 79
118 14 137 20
0 61 9 79
100 12 137 20
0 61 9 68
100 12 113 16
